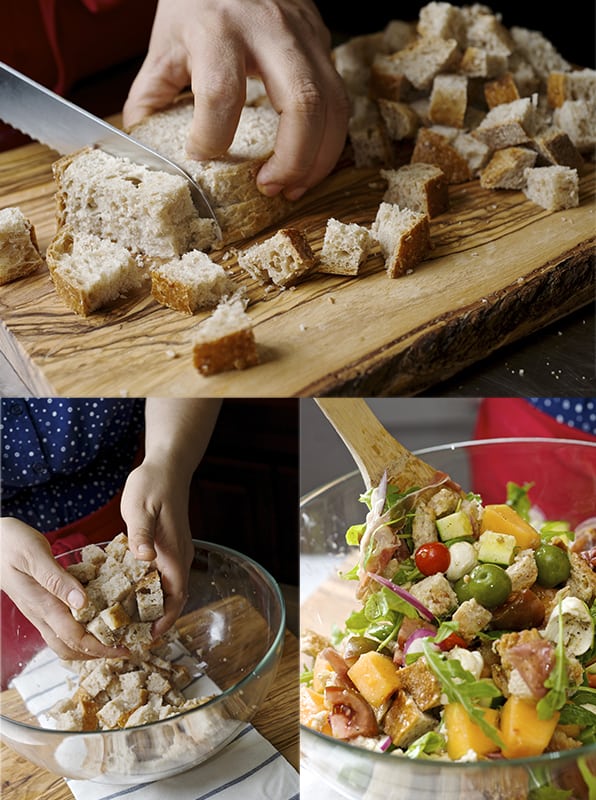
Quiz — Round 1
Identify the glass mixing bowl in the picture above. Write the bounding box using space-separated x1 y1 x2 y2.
0 539 285 784
301 438 596 800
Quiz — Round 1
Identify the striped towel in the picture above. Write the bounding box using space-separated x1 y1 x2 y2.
11 647 299 800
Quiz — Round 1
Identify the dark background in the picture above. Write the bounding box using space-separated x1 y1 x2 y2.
318 2 594 68
188 399 299 589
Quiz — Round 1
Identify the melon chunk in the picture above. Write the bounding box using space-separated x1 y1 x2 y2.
347 650 401 708
481 504 540 549
500 695 559 758
444 702 500 760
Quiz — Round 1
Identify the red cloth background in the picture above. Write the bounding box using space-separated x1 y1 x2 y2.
471 398 596 523
0 0 157 150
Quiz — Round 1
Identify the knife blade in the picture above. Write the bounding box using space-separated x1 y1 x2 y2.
0 61 220 233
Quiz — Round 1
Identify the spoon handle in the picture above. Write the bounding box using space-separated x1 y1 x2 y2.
315 399 438 491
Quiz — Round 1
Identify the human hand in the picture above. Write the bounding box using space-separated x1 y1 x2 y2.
122 0 351 200
0 518 128 661
120 460 195 639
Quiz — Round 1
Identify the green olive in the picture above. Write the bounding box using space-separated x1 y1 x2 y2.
534 544 571 588
454 575 474 604
465 564 512 609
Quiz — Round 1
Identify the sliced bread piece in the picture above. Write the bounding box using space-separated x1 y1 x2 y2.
523 165 579 211
381 163 448 217
318 218 373 276
371 202 431 278
479 146 537 189
192 294 259 376
237 228 315 287
46 227 146 316
459 46 508 79
0 206 44 285
150 250 235 314
53 147 216 260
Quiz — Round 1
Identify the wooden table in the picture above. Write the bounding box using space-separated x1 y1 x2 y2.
0 133 594 397
0 630 298 800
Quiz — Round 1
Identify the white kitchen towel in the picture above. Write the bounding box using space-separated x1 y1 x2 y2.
10 647 299 800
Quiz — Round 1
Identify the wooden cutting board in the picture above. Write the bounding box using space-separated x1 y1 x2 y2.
0 629 298 800
0 133 594 397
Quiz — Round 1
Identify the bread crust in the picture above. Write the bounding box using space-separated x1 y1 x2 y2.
193 329 259 375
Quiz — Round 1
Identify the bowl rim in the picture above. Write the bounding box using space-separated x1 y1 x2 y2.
300 436 596 507
1 538 286 736
300 436 596 769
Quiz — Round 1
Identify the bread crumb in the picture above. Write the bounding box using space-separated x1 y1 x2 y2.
299 323 307 332
119 389 129 397
165 349 178 359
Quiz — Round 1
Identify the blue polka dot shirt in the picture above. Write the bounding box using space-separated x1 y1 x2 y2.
1 399 145 533
528 398 596 436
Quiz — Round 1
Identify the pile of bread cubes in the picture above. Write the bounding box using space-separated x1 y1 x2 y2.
0 1 594 376
48 533 208 731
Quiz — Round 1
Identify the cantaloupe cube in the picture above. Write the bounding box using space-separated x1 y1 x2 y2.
500 696 559 758
444 702 500 760
481 504 541 549
300 685 331 735
347 650 401 708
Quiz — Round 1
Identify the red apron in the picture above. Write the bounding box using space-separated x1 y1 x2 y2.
471 398 596 526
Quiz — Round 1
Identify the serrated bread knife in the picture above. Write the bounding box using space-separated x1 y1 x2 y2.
0 61 220 232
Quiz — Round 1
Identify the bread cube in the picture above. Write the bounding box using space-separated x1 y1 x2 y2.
0 207 44 285
371 202 431 278
381 163 448 218
393 657 442 711
192 294 259 376
104 533 130 562
319 218 372 276
383 691 437 747
99 602 131 632
237 227 315 287
523 165 579 211
479 146 537 190
150 249 235 315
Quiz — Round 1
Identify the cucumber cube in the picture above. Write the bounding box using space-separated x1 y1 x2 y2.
478 530 517 565
436 510 473 542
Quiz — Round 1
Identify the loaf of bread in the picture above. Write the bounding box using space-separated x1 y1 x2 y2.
128 96 291 247
150 250 235 315
46 227 146 316
237 227 315 287
53 147 216 261
319 218 373 276
192 294 259 376
0 206 44 285
371 202 431 278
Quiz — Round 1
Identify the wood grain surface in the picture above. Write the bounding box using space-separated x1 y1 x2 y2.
0 133 594 396
0 626 298 800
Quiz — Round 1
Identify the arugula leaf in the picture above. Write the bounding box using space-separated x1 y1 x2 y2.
345 523 366 546
405 730 446 759
559 702 596 744
506 481 534 520
391 557 423 585
421 640 503 748
359 483 419 512
537 600 569 720
300 666 314 685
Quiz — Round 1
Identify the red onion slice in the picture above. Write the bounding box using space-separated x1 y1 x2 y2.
379 735 393 752
368 572 437 623
403 628 437 655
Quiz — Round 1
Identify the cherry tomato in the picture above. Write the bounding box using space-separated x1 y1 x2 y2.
415 542 451 576
437 632 468 651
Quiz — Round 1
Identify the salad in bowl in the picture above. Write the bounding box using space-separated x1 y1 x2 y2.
301 471 596 781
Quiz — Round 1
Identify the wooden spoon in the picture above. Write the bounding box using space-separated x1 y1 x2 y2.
315 398 447 492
